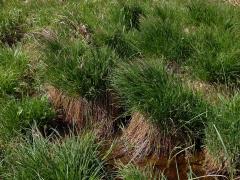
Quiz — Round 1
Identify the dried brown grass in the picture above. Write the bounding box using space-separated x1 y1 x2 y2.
109 112 188 179
227 0 240 6
114 112 186 161
185 79 232 104
109 112 229 179
120 112 163 160
204 150 229 177
46 85 121 138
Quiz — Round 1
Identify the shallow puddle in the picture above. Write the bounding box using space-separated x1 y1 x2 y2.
109 147 222 180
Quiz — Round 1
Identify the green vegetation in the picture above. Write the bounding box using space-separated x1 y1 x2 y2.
131 0 240 85
206 94 240 173
135 4 191 62
43 39 117 100
0 0 240 179
111 60 209 142
1 132 106 180
0 8 27 46
0 47 33 97
0 97 54 142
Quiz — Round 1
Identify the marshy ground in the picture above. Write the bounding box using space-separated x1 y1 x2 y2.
0 0 240 179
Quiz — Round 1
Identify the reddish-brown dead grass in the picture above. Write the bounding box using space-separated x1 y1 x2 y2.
46 85 121 138
120 112 182 159
108 112 229 179
109 112 190 179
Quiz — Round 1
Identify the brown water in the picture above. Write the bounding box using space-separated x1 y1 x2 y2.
108 148 221 180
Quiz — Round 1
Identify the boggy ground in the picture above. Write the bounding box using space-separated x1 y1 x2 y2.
0 0 240 179
47 86 230 179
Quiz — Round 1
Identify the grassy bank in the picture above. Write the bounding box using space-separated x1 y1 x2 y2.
0 0 240 179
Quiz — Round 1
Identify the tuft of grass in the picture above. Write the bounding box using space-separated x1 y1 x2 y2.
1 0 240 178
0 46 32 97
0 96 55 142
0 8 27 46
1 132 107 180
187 0 229 26
186 0 240 85
43 38 117 100
131 0 240 86
206 94 240 174
118 163 165 180
106 31 140 59
119 3 144 31
111 59 210 142
135 4 192 62
189 26 240 85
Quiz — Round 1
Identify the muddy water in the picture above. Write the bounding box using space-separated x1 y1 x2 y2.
109 148 219 180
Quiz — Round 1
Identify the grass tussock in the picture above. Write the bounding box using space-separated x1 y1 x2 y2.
43 38 117 100
0 47 33 97
1 132 107 180
119 112 186 160
206 94 240 175
0 8 28 46
106 31 140 59
120 112 163 159
0 96 55 142
131 0 240 86
135 4 191 62
116 112 189 179
112 60 210 146
119 3 144 31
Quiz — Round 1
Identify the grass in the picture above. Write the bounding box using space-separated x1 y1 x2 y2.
134 3 192 62
131 0 240 85
187 0 226 26
0 5 28 46
118 163 165 180
111 60 210 144
0 46 33 97
43 38 117 100
0 96 55 142
0 0 240 179
1 132 107 180
188 18 240 84
106 31 140 59
117 2 145 31
206 94 240 175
